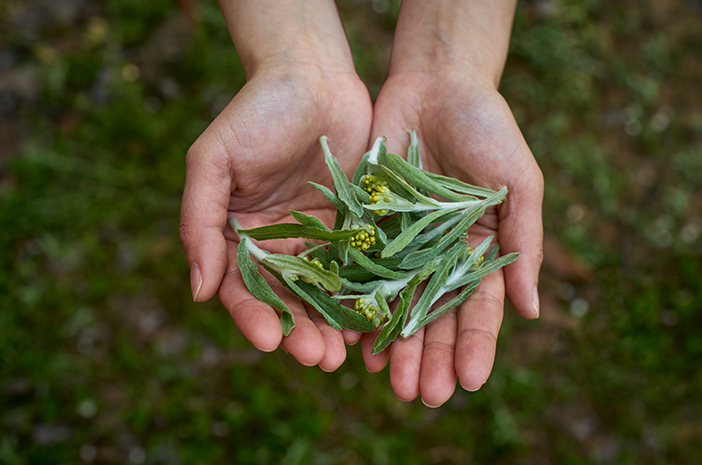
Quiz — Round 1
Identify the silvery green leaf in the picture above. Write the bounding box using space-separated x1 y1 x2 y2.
366 137 387 165
339 277 386 293
320 136 364 217
424 172 501 198
285 277 374 332
414 280 481 329
445 252 520 292
372 277 419 354
381 207 460 258
401 241 469 336
301 242 331 266
352 184 371 203
237 238 295 336
290 210 330 231
262 253 341 292
348 247 409 280
485 244 499 262
238 223 356 242
352 152 371 185
407 130 422 168
308 181 344 210
399 207 485 269
375 164 441 206
386 153 477 202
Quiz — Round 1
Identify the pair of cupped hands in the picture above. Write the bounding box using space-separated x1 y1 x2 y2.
179 58 543 407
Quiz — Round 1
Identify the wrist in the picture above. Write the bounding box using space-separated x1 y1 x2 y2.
387 0 517 89
218 0 356 78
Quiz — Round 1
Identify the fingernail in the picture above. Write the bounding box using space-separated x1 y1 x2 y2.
460 381 482 392
190 263 203 302
532 285 540 318
421 397 441 408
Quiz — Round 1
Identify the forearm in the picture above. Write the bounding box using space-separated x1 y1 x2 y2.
218 0 355 77
389 0 517 87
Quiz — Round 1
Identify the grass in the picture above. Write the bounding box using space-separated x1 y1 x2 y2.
1 0 701 463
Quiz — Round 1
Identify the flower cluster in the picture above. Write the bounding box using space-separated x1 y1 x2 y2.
350 224 376 250
354 297 380 322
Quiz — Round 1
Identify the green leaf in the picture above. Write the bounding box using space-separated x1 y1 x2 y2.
352 184 371 203
371 279 419 354
237 238 295 336
238 223 357 242
386 153 477 202
381 207 460 258
401 241 468 336
339 277 386 293
424 172 501 198
290 210 330 230
399 207 485 269
348 247 409 280
415 280 481 329
308 181 344 210
407 129 421 168
352 151 371 185
285 277 375 332
445 252 519 291
262 253 342 292
320 136 364 217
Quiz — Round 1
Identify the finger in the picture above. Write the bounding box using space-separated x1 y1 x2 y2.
180 141 232 302
218 258 326 367
418 311 458 407
218 266 284 352
388 327 425 402
360 332 389 373
500 158 544 319
308 308 346 372
455 270 505 391
343 329 362 346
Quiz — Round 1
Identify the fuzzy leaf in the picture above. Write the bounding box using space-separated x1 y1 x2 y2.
424 172 501 198
285 277 374 332
407 130 421 168
238 222 357 242
290 210 330 230
444 252 519 291
372 279 419 354
237 238 295 336
401 241 468 336
386 153 477 202
399 207 485 269
262 253 341 292
320 136 364 217
308 181 344 210
348 247 409 280
381 207 460 258
415 280 481 329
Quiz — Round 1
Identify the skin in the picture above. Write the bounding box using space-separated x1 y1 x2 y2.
180 0 543 405
179 0 372 370
360 0 544 407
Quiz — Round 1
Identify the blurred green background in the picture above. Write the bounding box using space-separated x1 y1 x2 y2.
1 0 701 463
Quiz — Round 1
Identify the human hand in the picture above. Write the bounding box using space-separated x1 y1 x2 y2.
179 1 373 371
352 0 543 408
361 43 543 405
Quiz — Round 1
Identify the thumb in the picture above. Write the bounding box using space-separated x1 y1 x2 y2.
499 159 544 319
179 141 231 302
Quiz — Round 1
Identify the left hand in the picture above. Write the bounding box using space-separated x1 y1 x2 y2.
360 70 544 407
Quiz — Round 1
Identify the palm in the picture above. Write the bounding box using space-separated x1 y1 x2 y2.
364 72 543 406
182 67 372 369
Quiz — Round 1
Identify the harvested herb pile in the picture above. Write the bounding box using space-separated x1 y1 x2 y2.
231 131 518 354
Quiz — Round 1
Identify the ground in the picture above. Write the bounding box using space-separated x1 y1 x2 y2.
1 0 701 463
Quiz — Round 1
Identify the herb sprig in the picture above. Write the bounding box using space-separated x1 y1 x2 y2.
231 131 518 353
